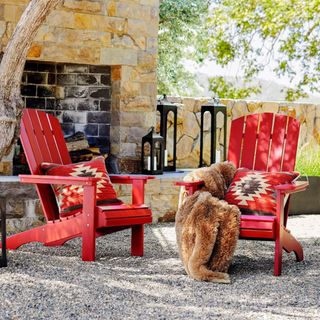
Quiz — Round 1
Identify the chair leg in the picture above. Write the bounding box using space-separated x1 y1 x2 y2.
274 236 283 276
82 185 96 262
131 225 144 256
274 191 285 276
82 227 96 261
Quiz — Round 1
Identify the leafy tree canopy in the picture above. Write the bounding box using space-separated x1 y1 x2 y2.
158 0 320 101
158 0 210 96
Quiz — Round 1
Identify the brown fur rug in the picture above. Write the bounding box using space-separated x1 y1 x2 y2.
176 162 240 283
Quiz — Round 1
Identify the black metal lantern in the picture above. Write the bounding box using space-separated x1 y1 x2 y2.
199 98 227 167
0 196 7 267
157 95 177 171
141 127 164 175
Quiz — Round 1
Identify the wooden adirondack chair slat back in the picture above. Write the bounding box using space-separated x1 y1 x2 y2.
228 113 300 172
20 109 72 221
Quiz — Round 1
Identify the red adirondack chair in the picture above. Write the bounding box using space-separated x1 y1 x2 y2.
3 109 154 261
177 113 309 276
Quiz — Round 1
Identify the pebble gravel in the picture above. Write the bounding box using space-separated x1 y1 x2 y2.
0 215 319 320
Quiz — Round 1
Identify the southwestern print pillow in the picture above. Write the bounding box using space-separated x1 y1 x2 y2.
41 157 122 217
224 168 299 216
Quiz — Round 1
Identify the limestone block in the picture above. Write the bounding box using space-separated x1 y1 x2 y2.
299 124 308 146
128 18 158 37
176 104 186 125
232 100 248 119
140 0 159 5
120 142 137 157
126 126 147 143
261 102 279 113
47 10 75 28
176 150 199 168
4 4 24 22
146 37 157 54
141 82 157 97
0 21 6 37
176 135 194 159
6 217 44 234
57 29 112 47
182 110 199 139
247 101 262 113
73 13 126 34
287 107 297 118
216 110 225 128
165 125 184 161
193 98 209 113
117 2 151 20
137 52 157 72
145 179 161 195
63 0 102 13
120 112 154 128
195 112 209 131
100 47 138 65
42 44 99 65
313 127 320 144
107 1 117 16
122 81 140 96
121 95 152 112
111 34 134 48
139 71 157 82
182 98 196 112
150 194 179 222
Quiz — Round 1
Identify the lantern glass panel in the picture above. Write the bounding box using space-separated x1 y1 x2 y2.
143 142 151 171
216 111 225 163
166 110 175 167
203 111 211 165
155 141 162 170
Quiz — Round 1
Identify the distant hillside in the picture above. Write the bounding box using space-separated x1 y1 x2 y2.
194 73 320 104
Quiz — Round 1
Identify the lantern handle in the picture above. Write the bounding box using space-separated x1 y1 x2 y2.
212 97 220 104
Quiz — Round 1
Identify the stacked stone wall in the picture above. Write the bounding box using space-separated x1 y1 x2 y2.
167 97 320 168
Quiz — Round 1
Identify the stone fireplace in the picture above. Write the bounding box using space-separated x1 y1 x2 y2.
0 0 160 175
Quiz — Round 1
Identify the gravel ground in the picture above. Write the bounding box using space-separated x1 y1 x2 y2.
0 215 319 320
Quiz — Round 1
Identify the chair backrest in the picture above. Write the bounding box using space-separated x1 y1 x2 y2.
20 109 72 221
228 113 300 172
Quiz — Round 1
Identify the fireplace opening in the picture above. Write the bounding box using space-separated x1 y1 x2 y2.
11 61 112 175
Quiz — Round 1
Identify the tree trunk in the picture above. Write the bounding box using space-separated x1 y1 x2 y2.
0 0 62 161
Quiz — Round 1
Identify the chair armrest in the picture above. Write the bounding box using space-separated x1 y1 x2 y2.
109 175 155 206
174 180 205 196
275 181 309 194
109 174 155 184
19 174 98 186
175 180 205 187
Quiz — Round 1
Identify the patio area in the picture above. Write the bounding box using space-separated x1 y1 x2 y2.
0 214 319 320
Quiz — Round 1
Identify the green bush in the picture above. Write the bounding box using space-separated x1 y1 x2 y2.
295 145 320 177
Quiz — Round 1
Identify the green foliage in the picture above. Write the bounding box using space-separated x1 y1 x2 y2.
295 145 320 176
209 76 261 99
158 0 320 100
207 0 320 100
158 0 209 95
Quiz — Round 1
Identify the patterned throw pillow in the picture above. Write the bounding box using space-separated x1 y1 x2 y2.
224 169 299 216
41 157 122 217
